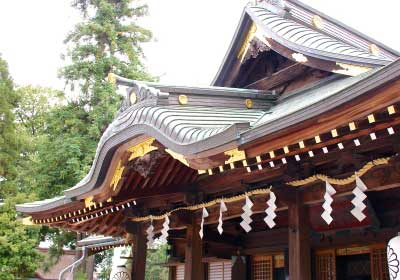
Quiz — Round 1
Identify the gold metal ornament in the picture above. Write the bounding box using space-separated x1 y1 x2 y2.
224 148 246 164
110 160 125 191
245 99 253 109
84 196 97 208
130 92 137 105
312 15 323 29
178 94 188 105
238 23 257 61
128 138 158 161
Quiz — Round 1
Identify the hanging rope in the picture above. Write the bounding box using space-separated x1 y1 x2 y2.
129 156 391 223
287 157 390 186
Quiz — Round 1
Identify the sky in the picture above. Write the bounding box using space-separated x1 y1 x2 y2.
0 0 399 90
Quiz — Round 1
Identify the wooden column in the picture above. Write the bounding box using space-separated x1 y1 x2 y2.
126 222 147 280
231 255 247 280
184 215 204 280
288 190 311 280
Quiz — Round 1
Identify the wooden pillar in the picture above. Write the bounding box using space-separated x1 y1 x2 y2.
126 222 147 280
288 190 311 280
231 255 247 280
184 215 204 280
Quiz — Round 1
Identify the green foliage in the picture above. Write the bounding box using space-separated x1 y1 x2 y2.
15 85 64 136
0 194 42 279
0 0 156 277
95 249 113 280
0 54 19 197
145 244 169 280
61 0 155 140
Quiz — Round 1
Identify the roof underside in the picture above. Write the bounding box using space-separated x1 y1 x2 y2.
16 58 400 214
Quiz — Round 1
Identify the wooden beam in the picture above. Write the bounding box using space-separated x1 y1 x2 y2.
288 190 311 280
184 214 204 280
245 63 307 90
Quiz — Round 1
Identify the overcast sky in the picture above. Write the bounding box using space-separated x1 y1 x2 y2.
0 0 399 90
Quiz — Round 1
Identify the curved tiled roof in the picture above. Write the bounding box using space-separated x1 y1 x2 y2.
16 59 400 214
246 4 392 66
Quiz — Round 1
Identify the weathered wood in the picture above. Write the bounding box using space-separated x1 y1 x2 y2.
245 63 308 90
288 190 311 280
184 215 204 280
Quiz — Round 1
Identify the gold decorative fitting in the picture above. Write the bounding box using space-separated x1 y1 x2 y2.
256 155 262 163
299 141 305 149
349 122 356 131
224 148 246 164
315 135 321 143
84 196 97 208
312 15 323 29
130 92 137 105
107 72 116 84
245 99 253 109
292 53 308 63
238 23 257 61
198 170 207 175
331 129 338 137
110 160 125 191
178 94 188 105
368 114 375 123
128 138 158 161
269 151 275 158
388 105 396 115
165 149 190 167
283 146 289 154
369 44 380 55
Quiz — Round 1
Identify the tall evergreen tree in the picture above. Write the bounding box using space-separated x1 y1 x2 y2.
61 0 154 140
0 54 19 196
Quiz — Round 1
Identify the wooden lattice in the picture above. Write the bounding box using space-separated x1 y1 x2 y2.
252 255 273 280
315 250 336 280
371 247 389 280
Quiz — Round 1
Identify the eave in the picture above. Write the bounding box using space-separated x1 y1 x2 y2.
16 58 400 218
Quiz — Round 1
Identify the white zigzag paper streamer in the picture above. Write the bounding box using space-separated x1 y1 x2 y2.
351 176 368 222
146 221 155 248
321 181 336 225
199 207 209 239
264 190 277 229
240 196 253 233
217 200 227 235
159 216 170 243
